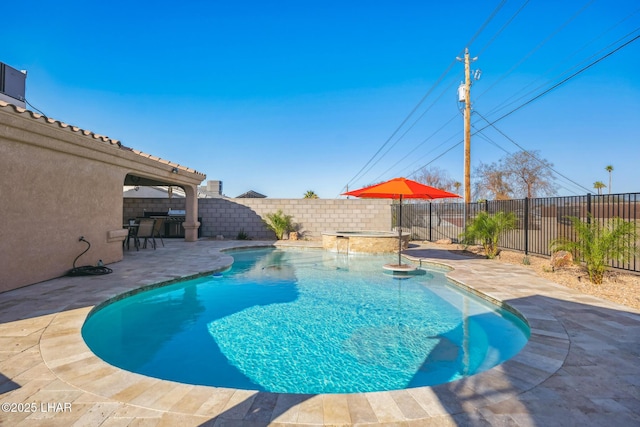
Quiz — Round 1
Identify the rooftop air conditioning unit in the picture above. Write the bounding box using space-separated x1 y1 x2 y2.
0 62 27 108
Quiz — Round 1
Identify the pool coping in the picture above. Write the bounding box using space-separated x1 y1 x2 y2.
1 239 639 426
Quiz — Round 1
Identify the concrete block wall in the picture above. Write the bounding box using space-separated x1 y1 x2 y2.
123 198 392 240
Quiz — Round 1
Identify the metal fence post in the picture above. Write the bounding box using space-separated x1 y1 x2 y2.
524 197 529 255
587 193 592 223
429 202 432 242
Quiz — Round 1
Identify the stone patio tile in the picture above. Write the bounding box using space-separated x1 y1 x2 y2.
269 393 309 423
451 411 497 426
1 240 639 426
491 360 552 390
41 347 95 370
54 361 115 387
0 409 31 426
110 377 162 403
406 386 450 417
405 415 459 426
176 387 228 417
110 404 164 419
26 387 85 407
214 389 257 420
139 383 189 412
444 375 509 407
424 386 466 414
0 347 45 378
69 402 124 426
87 371 147 400
243 392 278 422
388 389 429 419
13 361 56 383
508 349 563 374
0 378 56 403
98 417 135 427
295 394 324 424
322 394 351 424
345 393 378 424
364 391 406 422
0 332 41 356
158 412 212 427
0 316 52 336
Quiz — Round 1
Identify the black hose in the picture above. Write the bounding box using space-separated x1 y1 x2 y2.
67 237 113 276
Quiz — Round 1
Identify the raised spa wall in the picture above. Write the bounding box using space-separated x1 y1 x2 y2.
322 231 411 254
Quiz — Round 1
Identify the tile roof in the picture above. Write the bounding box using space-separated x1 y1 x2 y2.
236 190 267 198
0 100 205 177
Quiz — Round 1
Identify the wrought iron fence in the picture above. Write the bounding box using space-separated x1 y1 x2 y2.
392 193 640 273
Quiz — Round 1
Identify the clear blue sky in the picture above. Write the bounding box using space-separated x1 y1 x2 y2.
4 1 639 198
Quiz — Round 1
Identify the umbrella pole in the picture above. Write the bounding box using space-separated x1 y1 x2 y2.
398 195 403 266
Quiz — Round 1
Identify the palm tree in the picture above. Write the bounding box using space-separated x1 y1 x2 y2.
303 190 319 199
459 211 517 259
593 181 606 195
264 210 294 239
550 215 638 284
605 165 613 194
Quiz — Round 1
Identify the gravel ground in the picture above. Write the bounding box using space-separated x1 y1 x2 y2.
436 243 640 310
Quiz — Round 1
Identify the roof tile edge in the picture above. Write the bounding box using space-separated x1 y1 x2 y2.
0 100 205 177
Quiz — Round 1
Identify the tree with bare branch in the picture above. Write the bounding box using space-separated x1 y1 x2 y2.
411 166 455 192
474 150 557 200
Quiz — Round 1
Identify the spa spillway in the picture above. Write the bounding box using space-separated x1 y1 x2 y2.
322 230 411 254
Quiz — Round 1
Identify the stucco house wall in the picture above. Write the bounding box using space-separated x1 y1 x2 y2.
0 101 205 293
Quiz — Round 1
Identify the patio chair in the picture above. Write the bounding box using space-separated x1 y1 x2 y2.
136 218 156 250
124 220 139 250
151 217 165 247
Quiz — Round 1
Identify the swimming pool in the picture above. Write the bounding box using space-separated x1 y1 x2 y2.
82 248 529 394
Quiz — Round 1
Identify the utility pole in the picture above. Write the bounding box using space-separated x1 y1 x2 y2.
457 48 477 204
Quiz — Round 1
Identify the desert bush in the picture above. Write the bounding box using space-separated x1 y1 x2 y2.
550 215 638 284
236 229 250 240
460 211 517 259
263 210 294 240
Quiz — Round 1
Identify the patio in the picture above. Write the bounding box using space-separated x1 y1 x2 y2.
0 239 638 426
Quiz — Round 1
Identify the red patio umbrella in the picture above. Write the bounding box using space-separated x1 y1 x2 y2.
342 177 460 268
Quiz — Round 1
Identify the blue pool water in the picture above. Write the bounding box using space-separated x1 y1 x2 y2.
82 248 529 394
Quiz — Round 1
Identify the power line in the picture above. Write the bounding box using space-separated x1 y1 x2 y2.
485 26 640 118
399 33 640 185
340 61 458 193
472 112 590 195
476 0 531 57
354 78 460 182
371 114 461 182
406 141 463 178
341 1 509 194
474 131 588 195
478 33 640 130
467 0 508 51
476 0 596 104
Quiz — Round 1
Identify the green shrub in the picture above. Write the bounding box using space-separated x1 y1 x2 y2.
264 210 294 240
550 215 638 284
236 229 250 240
460 211 517 259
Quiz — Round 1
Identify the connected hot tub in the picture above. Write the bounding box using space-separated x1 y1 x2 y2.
322 230 410 254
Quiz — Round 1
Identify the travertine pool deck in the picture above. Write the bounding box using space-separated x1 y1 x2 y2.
1 239 638 426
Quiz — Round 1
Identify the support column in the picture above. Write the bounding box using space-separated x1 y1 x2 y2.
182 184 200 242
